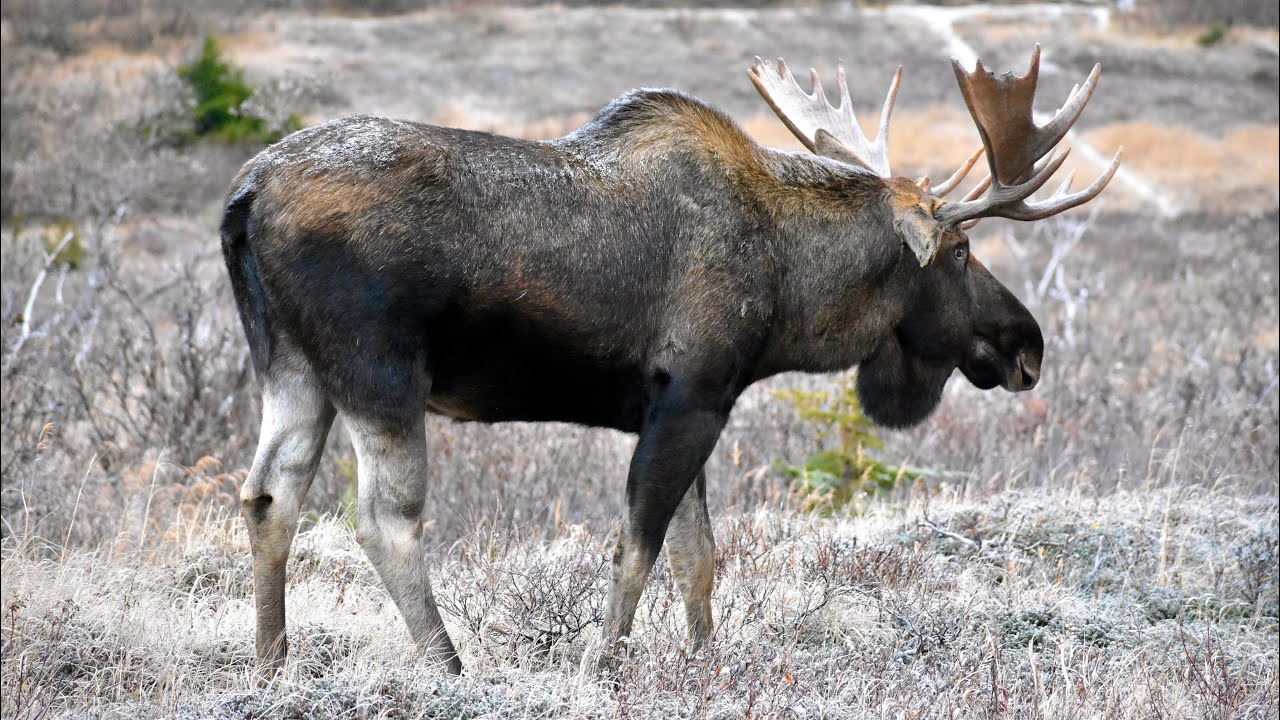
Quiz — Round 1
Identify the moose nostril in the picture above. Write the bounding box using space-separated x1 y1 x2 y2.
1018 352 1040 388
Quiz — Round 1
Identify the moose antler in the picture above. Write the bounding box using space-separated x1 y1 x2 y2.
749 48 1121 225
928 145 985 198
934 46 1123 226
748 57 900 177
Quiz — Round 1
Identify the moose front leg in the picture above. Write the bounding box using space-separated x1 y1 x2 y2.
604 372 730 656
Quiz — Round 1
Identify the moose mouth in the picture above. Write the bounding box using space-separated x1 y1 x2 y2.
961 339 1040 392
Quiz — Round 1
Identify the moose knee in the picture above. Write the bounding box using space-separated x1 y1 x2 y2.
356 511 423 558
353 466 428 556
241 497 296 558
240 492 274 526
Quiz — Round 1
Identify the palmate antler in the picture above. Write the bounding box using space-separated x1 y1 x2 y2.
934 46 1123 226
749 47 1123 225
748 57 900 177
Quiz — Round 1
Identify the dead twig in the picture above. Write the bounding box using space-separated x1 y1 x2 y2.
919 516 981 550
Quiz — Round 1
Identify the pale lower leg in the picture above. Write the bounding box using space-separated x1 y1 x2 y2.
241 373 334 673
605 529 659 644
348 416 461 674
665 472 715 647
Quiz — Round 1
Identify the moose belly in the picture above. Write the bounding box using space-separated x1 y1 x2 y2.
423 305 647 432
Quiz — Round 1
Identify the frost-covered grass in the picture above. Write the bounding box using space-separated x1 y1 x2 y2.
3 483 1276 719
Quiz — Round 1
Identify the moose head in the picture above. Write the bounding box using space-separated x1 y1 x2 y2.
749 46 1123 426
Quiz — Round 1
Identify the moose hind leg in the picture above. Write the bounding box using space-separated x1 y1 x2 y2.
241 369 335 674
666 469 715 648
347 415 462 675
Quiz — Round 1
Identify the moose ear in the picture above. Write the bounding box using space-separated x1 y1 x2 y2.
894 209 942 266
814 129 876 173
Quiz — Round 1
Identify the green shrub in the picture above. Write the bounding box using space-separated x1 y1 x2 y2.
42 219 85 270
176 37 301 144
1196 20 1227 46
775 374 926 512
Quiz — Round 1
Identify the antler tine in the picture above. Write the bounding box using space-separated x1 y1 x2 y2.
1052 170 1077 199
1035 65 1101 169
809 67 830 108
876 65 902 148
961 172 992 202
955 172 994 230
750 57 816 152
836 63 853 115
748 56 899 177
936 148 1072 226
996 147 1123 221
931 146 985 198
938 146 1124 225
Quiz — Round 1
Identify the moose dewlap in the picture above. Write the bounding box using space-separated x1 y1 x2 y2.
221 46 1120 674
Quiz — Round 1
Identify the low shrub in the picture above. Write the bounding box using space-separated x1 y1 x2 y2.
774 375 926 512
176 37 301 145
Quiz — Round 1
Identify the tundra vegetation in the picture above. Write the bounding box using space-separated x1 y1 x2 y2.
2 2 1277 719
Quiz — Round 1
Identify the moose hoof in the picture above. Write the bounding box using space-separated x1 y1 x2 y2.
596 634 633 675
255 659 286 688
444 654 464 676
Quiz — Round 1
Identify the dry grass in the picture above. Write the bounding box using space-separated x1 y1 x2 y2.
1079 21 1280 51
1084 121 1280 213
2 483 1275 719
431 105 593 141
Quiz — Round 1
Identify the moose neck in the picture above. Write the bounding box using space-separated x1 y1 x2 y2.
750 152 908 379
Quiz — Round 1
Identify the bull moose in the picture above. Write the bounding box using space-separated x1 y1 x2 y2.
221 46 1121 674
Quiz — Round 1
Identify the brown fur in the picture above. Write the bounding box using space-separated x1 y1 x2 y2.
601 91 882 222
266 174 388 235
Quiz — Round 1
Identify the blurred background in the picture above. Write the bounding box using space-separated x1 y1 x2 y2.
3 0 1276 547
